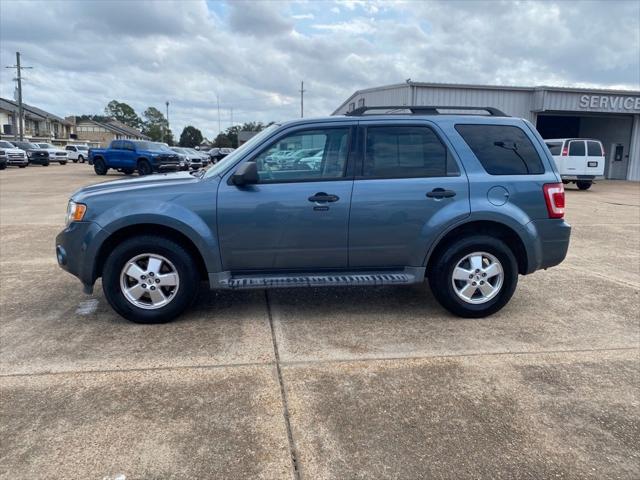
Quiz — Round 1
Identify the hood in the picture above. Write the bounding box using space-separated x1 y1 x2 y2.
71 171 204 202
1 147 25 154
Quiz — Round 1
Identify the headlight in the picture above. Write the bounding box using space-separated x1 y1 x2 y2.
65 201 87 225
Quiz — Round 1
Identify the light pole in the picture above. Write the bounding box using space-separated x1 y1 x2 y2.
165 101 170 139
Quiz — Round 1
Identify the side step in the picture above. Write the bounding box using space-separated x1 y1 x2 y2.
213 268 425 290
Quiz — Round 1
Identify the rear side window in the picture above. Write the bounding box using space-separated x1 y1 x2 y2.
111 140 122 149
364 126 459 178
569 140 585 156
587 141 603 156
545 142 562 155
455 124 544 175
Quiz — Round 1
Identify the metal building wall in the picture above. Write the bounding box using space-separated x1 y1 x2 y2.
333 85 409 114
412 86 534 121
629 115 640 181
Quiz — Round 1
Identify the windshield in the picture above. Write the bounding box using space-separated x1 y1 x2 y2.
204 125 279 179
0 141 14 148
76 145 88 150
38 143 55 148
134 141 173 152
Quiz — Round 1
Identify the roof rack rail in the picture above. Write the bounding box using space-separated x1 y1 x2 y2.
345 105 510 117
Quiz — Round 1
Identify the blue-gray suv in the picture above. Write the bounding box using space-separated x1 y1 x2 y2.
56 106 570 323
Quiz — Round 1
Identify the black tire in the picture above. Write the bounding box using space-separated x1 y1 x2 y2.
94 158 107 175
122 168 135 175
138 159 152 176
428 235 518 318
42 161 50 167
0 164 5 170
72 159 78 163
60 161 67 165
19 165 26 168
576 181 592 190
102 235 200 323
78 155 85 163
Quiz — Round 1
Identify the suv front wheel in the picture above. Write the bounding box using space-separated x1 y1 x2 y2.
429 235 518 318
102 235 200 323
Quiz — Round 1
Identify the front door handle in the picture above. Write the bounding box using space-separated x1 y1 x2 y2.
308 192 340 203
426 188 456 199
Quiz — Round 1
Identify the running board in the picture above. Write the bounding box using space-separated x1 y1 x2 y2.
210 268 425 290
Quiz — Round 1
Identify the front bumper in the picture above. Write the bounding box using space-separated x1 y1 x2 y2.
28 154 49 164
56 221 107 293
5 155 28 166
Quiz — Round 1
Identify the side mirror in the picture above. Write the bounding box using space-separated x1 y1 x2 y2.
231 161 258 186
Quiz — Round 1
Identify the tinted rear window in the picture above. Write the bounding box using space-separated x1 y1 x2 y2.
569 141 585 156
545 142 562 155
587 141 603 156
455 124 545 175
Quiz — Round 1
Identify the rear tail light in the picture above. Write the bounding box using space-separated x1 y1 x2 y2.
561 146 568 156
543 183 565 219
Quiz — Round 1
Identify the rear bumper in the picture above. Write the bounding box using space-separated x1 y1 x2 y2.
56 221 108 292
526 218 571 273
560 175 602 181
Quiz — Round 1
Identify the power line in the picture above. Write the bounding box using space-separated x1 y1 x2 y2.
4 52 33 141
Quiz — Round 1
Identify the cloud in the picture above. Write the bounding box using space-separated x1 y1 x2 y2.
0 0 637 140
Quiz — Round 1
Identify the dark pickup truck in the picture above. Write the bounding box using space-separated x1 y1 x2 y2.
89 140 184 176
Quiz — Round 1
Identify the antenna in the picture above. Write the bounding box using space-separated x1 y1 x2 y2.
5 52 33 141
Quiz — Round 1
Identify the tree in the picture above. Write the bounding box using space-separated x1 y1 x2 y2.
179 126 203 148
214 133 232 147
142 107 169 142
222 121 274 147
104 100 142 130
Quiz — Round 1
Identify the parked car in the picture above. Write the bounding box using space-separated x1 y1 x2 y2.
34 143 68 165
88 140 183 176
170 147 203 170
0 140 28 168
188 148 210 166
544 138 605 190
65 144 90 163
56 106 570 324
209 147 234 162
12 141 50 166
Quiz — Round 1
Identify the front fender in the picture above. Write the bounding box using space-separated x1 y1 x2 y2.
94 201 221 273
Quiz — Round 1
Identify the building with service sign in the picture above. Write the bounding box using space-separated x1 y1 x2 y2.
333 82 640 181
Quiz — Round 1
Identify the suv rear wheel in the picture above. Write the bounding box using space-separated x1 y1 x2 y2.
576 181 592 190
429 235 518 318
102 235 200 323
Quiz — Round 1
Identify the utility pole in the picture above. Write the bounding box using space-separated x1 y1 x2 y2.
216 94 221 134
230 107 233 128
299 81 305 118
5 52 32 141
165 101 170 143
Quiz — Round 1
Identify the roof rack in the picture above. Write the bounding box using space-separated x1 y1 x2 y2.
345 105 509 117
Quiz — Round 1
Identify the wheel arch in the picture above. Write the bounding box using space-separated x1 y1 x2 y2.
94 223 209 281
425 220 529 275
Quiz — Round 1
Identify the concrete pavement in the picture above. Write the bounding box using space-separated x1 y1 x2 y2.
1 164 638 479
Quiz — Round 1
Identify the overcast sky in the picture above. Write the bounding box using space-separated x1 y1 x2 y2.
1 0 638 139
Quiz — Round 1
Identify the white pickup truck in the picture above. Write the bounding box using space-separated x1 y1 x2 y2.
544 138 605 190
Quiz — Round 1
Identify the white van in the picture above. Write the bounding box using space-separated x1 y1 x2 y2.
544 138 605 190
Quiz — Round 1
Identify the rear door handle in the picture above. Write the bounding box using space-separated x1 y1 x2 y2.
426 188 456 199
308 192 340 203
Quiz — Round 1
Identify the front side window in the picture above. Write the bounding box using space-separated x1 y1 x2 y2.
569 140 586 156
455 124 545 175
587 141 603 156
364 126 458 178
252 128 350 183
